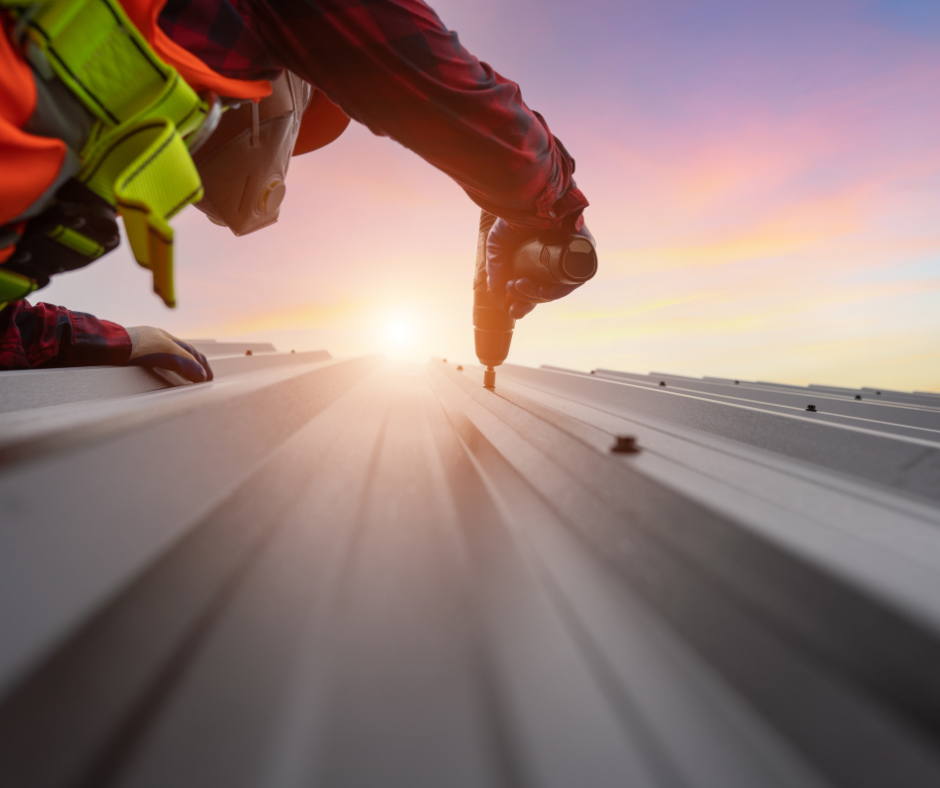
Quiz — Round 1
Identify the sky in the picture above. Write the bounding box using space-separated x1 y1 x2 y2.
39 0 940 390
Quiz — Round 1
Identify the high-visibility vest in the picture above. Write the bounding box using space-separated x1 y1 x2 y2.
0 0 347 310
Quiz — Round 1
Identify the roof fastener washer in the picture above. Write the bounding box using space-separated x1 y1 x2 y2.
659 381 666 387
611 436 640 454
806 404 817 412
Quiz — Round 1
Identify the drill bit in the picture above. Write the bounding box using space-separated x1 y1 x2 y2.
484 365 496 389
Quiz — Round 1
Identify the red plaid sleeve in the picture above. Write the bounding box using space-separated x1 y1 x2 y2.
0 301 132 370
158 0 282 81
245 0 588 230
159 0 589 231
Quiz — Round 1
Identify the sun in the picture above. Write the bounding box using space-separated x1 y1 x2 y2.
376 307 432 360
386 319 412 345
379 312 419 357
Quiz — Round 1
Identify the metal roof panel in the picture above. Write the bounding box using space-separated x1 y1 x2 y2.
2 355 940 787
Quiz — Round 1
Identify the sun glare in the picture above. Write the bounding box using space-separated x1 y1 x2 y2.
379 311 420 358
387 319 412 345
375 307 441 361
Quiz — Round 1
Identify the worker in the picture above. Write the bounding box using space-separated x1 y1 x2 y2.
0 0 592 382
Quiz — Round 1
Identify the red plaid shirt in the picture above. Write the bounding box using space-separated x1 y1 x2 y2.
1 0 588 369
0 301 131 369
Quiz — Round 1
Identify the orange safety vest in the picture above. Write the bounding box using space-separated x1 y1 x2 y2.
0 0 348 261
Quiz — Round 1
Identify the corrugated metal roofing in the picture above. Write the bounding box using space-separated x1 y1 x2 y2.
1 353 940 788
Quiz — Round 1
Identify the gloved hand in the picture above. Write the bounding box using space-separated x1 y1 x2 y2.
126 327 213 383
486 218 596 319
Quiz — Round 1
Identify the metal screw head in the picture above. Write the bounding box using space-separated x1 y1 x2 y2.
806 404 817 412
876 391 882 395
659 381 666 386
246 349 253 356
611 435 640 454
457 365 463 371
734 380 740 384
442 358 447 363
855 394 861 400
291 350 295 354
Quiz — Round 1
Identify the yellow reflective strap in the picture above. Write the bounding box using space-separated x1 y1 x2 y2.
119 206 175 307
109 118 202 308
147 220 174 308
47 225 105 259
11 0 180 127
0 268 38 303
82 119 170 203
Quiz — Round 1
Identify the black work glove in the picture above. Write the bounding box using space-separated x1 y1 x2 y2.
485 218 596 319
126 327 214 383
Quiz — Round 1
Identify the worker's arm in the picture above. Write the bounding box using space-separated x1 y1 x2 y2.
243 0 588 232
0 301 133 370
0 302 212 382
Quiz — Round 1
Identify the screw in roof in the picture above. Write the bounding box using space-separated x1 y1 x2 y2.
855 394 861 400
806 404 817 412
457 365 463 371
611 435 640 454
245 349 253 356
659 381 666 387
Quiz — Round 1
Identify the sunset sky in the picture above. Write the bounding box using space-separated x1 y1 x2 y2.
39 0 940 390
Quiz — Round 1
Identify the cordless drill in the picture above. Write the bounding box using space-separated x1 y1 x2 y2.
473 210 597 388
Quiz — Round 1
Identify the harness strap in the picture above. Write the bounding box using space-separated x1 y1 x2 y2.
0 269 37 305
3 0 218 307
84 116 202 307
